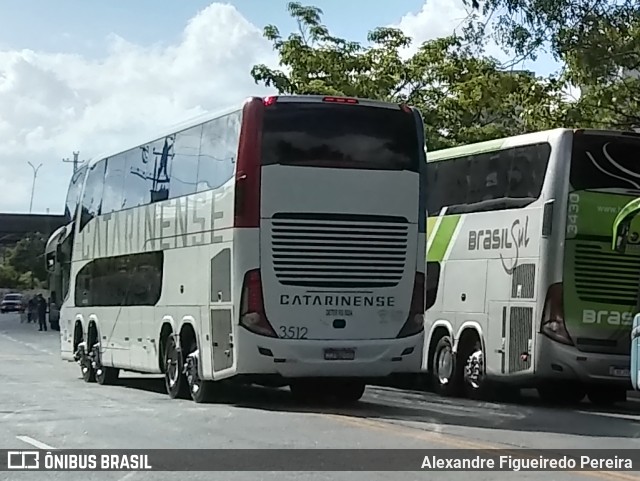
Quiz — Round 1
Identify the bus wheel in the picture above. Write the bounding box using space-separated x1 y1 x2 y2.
290 380 322 403
432 336 459 396
537 383 585 405
92 342 119 386
184 342 213 404
164 335 189 399
463 345 489 400
76 342 95 383
587 387 626 407
330 380 366 404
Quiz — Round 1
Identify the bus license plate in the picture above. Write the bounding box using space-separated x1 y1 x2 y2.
609 366 630 377
324 348 355 360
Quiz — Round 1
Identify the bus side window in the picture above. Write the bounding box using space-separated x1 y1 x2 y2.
505 149 528 197
426 261 441 310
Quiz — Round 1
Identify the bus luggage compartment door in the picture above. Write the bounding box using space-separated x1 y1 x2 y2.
210 248 234 373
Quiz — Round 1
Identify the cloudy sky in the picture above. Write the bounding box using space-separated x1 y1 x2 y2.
0 0 559 215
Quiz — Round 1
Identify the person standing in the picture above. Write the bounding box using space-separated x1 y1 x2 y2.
36 294 47 332
27 297 36 324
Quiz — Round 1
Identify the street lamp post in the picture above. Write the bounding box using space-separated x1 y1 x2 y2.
27 161 43 214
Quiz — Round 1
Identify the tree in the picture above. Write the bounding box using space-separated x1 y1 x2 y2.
0 263 21 289
251 2 415 100
5 232 48 288
465 0 640 129
251 2 573 149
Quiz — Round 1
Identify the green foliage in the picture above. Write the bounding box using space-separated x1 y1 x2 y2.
0 263 21 288
251 2 413 100
251 2 572 150
466 0 640 129
0 232 47 289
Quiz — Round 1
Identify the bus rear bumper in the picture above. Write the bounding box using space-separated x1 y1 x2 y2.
236 329 424 379
535 333 631 388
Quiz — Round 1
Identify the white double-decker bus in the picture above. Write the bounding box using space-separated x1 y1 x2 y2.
48 95 427 403
424 128 640 406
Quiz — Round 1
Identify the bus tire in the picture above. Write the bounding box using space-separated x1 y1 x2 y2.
164 335 189 399
96 366 119 386
185 339 213 404
462 341 490 400
290 380 322 403
431 335 460 396
331 380 366 404
537 382 585 405
79 342 95 383
91 336 119 386
587 387 625 407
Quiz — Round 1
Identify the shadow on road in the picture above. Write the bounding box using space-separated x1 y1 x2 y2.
114 376 640 439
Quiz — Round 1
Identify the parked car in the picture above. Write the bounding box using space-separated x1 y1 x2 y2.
0 293 25 313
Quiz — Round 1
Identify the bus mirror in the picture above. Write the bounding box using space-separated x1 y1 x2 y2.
614 223 629 253
612 199 640 253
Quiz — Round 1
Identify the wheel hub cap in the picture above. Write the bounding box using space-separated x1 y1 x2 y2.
437 348 453 383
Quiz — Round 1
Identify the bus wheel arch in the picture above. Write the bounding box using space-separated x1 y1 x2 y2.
72 320 84 354
158 322 173 373
87 320 98 349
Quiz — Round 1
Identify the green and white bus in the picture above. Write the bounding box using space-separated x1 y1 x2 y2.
424 128 640 406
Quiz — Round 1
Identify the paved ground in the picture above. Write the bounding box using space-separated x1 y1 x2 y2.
2 313 640 481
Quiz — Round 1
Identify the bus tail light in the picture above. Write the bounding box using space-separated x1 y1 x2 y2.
239 269 277 338
322 96 358 104
397 272 425 338
234 98 263 228
540 283 573 345
263 96 278 106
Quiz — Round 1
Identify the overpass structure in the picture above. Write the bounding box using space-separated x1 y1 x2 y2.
0 213 66 248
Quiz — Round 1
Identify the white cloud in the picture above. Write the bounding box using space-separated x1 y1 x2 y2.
394 0 573 101
393 0 519 63
0 3 276 214
395 0 469 46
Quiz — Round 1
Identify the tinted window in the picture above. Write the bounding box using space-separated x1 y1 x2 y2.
74 252 163 307
169 126 201 198
147 137 172 203
79 160 106 231
198 111 241 191
262 102 419 171
102 155 126 213
123 147 153 209
426 142 551 215
65 165 87 222
570 134 640 191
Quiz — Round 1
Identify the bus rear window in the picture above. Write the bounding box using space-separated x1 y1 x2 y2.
571 134 640 191
261 102 420 171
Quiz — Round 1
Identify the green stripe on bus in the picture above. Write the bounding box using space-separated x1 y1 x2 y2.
427 215 461 261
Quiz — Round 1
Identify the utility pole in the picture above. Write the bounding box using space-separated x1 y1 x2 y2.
62 151 80 172
27 161 43 213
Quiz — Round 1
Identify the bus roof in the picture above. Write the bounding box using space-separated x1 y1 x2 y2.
427 127 640 163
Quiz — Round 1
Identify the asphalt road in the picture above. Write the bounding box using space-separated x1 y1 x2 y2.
2 313 640 481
